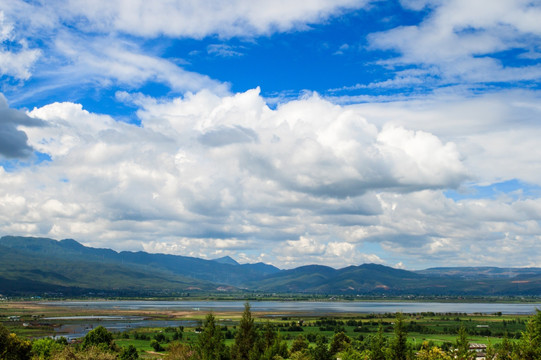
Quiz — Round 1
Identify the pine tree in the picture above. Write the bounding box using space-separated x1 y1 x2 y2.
497 332 513 360
312 335 331 360
198 312 227 360
516 310 541 360
329 331 351 355
390 312 408 360
370 322 387 360
232 302 258 360
454 324 474 360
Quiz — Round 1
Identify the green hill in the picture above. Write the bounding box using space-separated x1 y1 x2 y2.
2 235 541 296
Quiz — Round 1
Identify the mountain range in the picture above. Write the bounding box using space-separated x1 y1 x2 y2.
1 235 541 297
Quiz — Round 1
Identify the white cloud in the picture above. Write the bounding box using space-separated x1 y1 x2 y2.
2 88 541 269
369 0 541 86
0 11 41 80
0 89 474 268
61 0 370 38
285 236 327 256
207 44 244 58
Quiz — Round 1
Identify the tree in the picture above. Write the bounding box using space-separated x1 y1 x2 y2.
119 345 139 360
173 326 184 341
290 335 309 354
150 340 164 352
416 341 451 360
31 338 64 359
496 332 513 360
232 303 257 360
154 333 167 343
262 334 288 360
82 326 114 350
390 312 409 360
336 346 365 360
454 325 475 360
262 322 276 350
290 351 312 360
369 322 387 360
0 324 32 360
311 335 331 360
197 312 228 360
515 310 541 360
329 331 351 355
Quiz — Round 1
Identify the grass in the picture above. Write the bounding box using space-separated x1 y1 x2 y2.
1 300 532 353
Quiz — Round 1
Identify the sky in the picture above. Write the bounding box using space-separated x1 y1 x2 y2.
1 0 541 270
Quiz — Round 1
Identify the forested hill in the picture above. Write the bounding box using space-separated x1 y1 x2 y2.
2 235 541 296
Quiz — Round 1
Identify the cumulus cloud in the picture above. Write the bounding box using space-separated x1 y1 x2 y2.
368 0 541 86
3 88 541 268
0 94 44 158
0 89 472 267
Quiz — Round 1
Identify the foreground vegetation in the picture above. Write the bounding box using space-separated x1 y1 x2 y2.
3 303 541 359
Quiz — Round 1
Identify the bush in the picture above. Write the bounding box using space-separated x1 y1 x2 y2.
31 338 64 359
150 339 164 352
82 326 114 350
0 324 32 360
119 345 139 360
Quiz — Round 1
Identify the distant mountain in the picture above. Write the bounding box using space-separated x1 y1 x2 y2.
2 235 541 296
213 256 240 266
0 242 217 296
251 263 541 296
0 235 279 295
417 267 541 279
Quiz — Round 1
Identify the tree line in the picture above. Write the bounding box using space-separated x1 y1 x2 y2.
3 303 541 359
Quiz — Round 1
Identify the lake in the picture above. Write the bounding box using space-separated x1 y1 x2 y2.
42 300 541 315
46 317 199 340
36 300 541 339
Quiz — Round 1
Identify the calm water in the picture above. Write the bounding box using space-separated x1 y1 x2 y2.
42 300 541 315
49 318 198 340
38 300 541 339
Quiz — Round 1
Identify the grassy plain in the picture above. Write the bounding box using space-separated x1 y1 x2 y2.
0 300 531 357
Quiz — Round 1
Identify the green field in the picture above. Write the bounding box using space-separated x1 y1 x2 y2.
1 300 535 359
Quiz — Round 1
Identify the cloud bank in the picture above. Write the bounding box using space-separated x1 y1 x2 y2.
0 88 536 268
1 0 541 269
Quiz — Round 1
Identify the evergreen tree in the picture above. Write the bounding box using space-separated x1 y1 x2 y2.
516 310 541 360
369 322 387 360
454 325 474 360
312 335 331 360
329 331 351 355
119 345 139 360
262 322 276 350
232 302 258 360
262 334 288 360
497 332 513 360
390 313 408 360
198 312 227 360
290 334 309 354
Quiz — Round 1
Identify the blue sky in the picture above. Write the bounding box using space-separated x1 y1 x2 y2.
1 0 541 269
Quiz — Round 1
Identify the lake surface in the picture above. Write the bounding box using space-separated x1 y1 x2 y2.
42 300 541 315
42 317 199 340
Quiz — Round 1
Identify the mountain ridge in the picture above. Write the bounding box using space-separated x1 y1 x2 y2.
2 235 541 297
